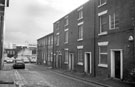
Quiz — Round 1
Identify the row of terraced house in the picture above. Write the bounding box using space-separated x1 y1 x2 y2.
37 0 135 81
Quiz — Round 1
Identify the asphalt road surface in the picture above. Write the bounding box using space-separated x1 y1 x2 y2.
4 63 105 87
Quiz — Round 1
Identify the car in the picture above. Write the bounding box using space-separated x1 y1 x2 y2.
6 58 14 63
23 57 29 63
4 57 14 63
30 57 37 63
13 59 25 69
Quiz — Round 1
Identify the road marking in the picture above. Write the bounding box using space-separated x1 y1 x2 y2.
14 70 28 87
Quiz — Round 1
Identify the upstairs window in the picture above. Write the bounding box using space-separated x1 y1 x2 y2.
98 0 107 7
65 29 68 43
56 33 59 46
65 16 68 26
78 10 83 19
77 6 83 20
98 10 108 35
55 22 59 30
109 13 119 30
78 25 83 40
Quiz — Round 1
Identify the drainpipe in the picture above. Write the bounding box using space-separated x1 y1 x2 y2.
93 0 96 77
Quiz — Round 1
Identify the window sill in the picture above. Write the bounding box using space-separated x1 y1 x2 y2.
64 24 68 26
77 17 83 21
64 62 68 64
109 27 119 30
77 39 83 41
77 62 83 66
64 42 68 44
98 32 108 36
98 3 107 8
98 64 108 68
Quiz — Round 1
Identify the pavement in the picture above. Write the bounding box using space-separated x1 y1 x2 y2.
0 64 15 87
49 67 135 87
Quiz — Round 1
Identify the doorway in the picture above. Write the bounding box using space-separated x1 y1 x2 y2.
84 52 92 74
69 53 74 70
111 49 123 79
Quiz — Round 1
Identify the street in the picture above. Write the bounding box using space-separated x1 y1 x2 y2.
4 63 105 87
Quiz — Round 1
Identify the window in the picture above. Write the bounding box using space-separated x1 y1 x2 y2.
98 10 108 35
56 35 59 46
77 6 83 20
56 33 59 46
78 25 83 40
109 13 119 30
48 37 50 45
98 41 108 67
78 10 83 20
51 36 53 45
98 0 107 7
64 49 69 64
65 16 68 26
55 22 59 30
65 29 68 43
77 49 83 65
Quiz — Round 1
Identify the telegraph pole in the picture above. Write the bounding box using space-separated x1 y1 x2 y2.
0 0 9 70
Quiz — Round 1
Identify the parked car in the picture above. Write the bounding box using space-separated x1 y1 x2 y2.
30 57 37 63
23 57 29 63
4 57 14 63
13 59 25 69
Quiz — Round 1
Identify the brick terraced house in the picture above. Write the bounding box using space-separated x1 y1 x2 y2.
95 0 135 80
37 0 135 81
37 33 53 66
53 0 96 76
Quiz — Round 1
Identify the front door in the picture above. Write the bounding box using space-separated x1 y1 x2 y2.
111 49 123 79
56 54 59 68
115 51 120 78
69 53 74 70
58 55 62 68
84 52 91 74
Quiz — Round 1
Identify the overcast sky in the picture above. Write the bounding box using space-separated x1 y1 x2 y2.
4 0 89 44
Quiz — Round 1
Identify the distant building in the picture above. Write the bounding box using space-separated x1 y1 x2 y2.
4 49 16 58
37 33 53 66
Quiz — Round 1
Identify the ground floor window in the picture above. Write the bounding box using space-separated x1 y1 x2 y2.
77 49 83 65
99 46 108 67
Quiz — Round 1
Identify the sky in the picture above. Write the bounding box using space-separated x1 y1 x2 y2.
4 0 89 45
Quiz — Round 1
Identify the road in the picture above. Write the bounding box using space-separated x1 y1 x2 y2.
4 63 105 87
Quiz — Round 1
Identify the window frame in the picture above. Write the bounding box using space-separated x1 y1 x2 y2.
98 0 107 7
98 41 108 67
109 13 119 30
65 16 68 26
56 33 59 46
77 6 83 20
98 10 108 36
64 29 69 44
64 48 69 64
78 22 84 41
77 46 83 65
55 21 59 30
